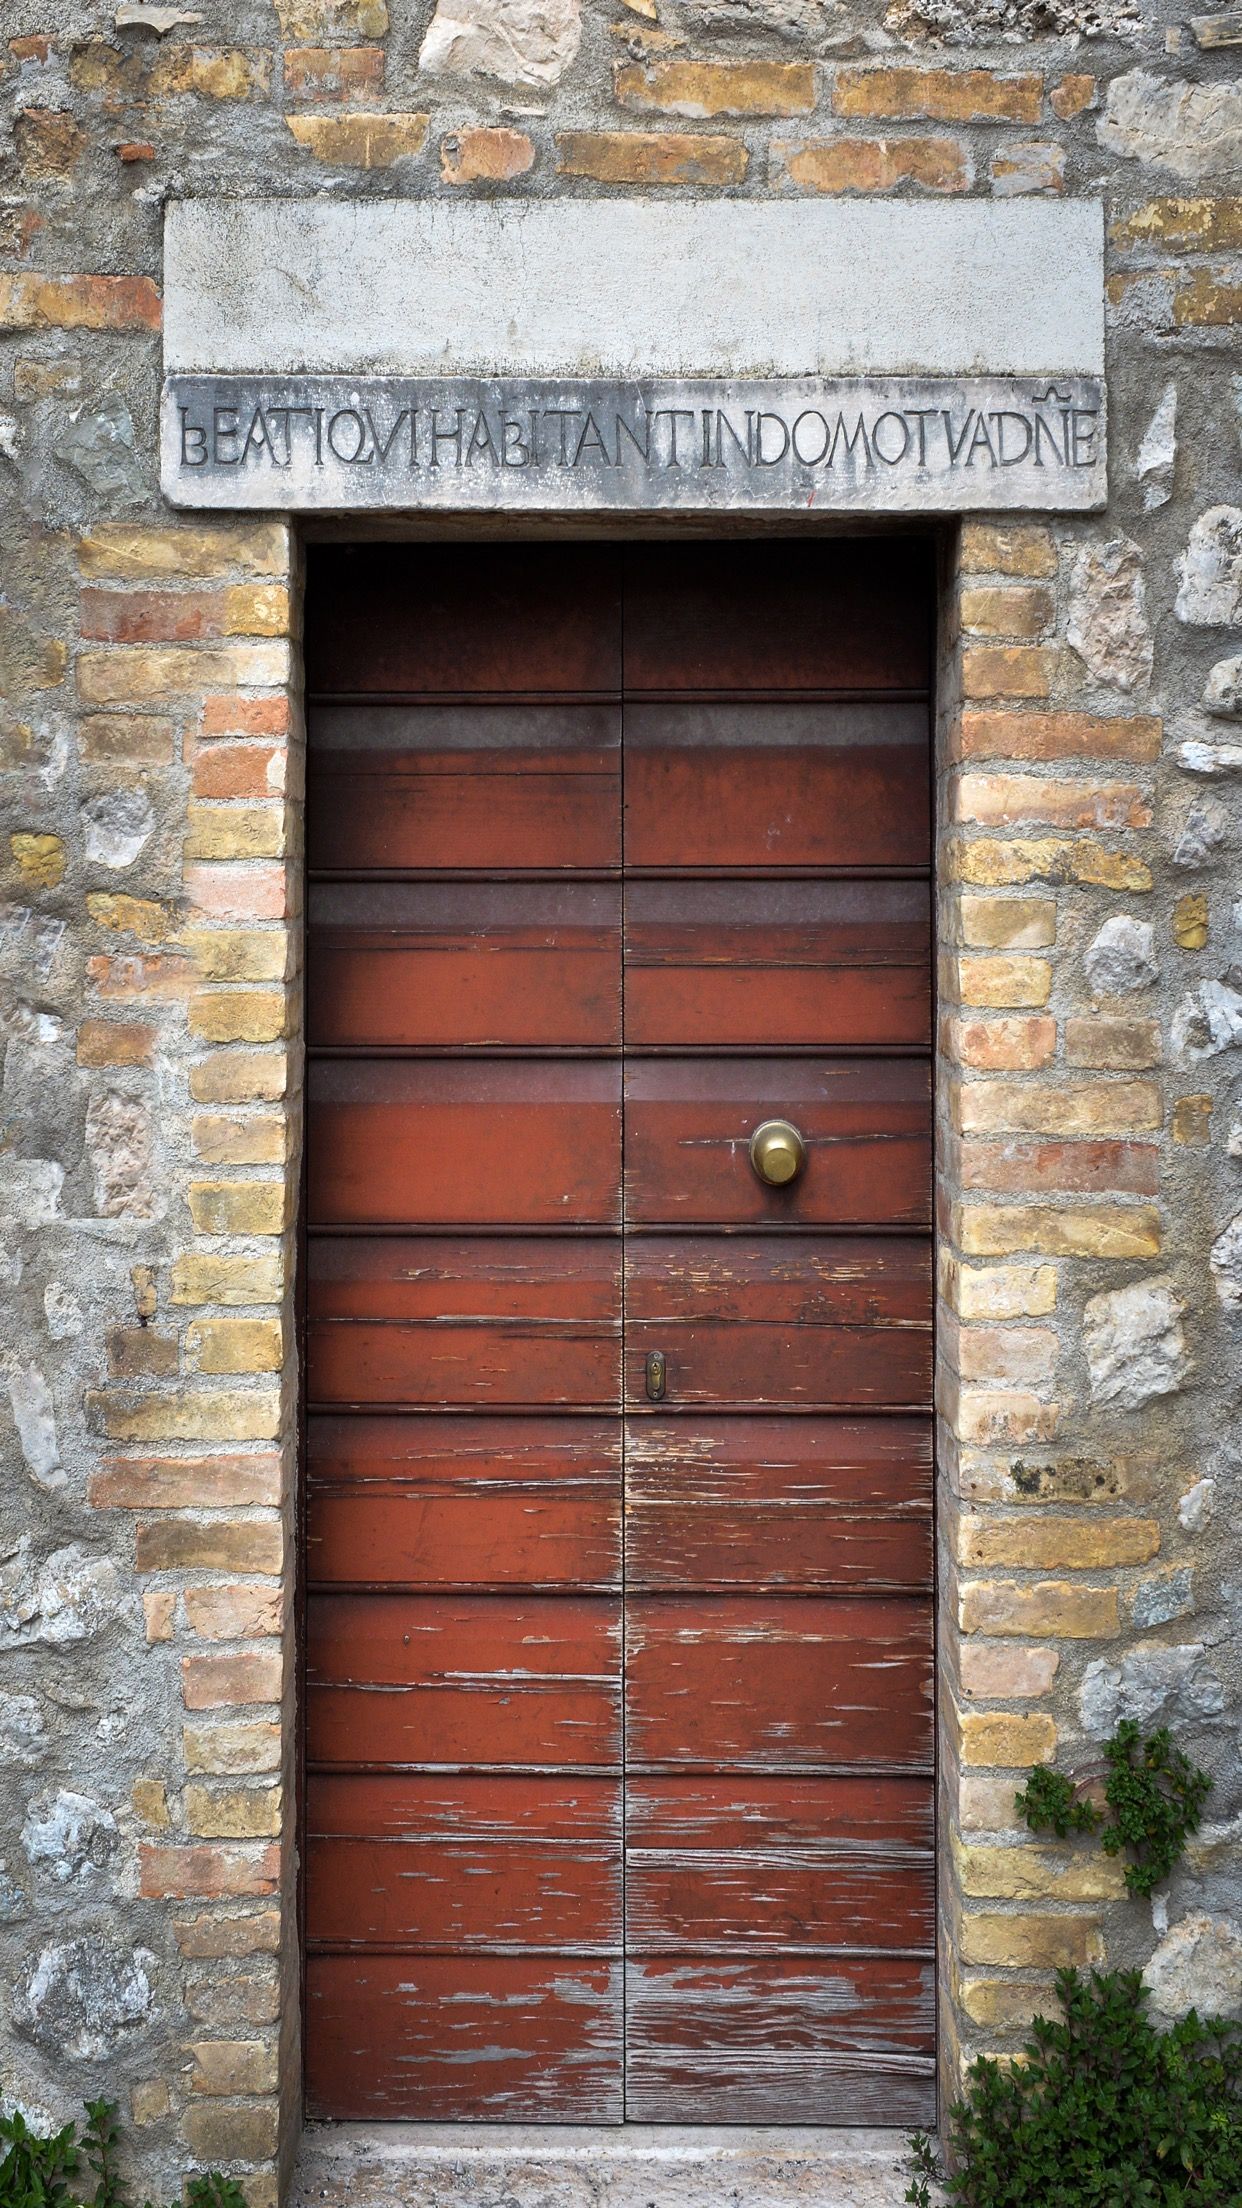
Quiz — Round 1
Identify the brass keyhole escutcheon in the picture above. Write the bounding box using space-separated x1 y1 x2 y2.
749 1118 807 1188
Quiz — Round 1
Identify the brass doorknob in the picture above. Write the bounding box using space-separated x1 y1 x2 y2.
749 1119 807 1188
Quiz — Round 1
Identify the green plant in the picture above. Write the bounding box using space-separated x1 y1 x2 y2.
906 1967 1242 2208
0 2110 81 2208
0 2105 247 2208
1015 1720 1212 1898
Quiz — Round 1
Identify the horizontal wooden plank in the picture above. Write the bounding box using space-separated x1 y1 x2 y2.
307 1060 621 1227
307 1774 622 1950
307 1593 622 1766
625 1416 931 1588
624 1237 931 1412
305 1954 623 2120
307 1238 621 1408
625 1595 932 1770
622 540 933 695
306 1416 622 1588
624 1058 931 1227
624 703 930 872
624 1955 935 2125
625 1774 933 1954
309 880 622 1050
625 878 930 1050
306 544 623 696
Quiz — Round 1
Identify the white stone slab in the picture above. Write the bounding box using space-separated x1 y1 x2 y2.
161 372 1105 514
294 2123 917 2208
163 198 1104 381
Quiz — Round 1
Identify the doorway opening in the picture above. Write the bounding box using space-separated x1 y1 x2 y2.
300 540 936 2126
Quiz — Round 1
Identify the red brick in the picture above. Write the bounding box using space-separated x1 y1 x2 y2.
947 1014 1057 1070
76 1018 154 1066
191 742 284 800
959 1139 1160 1196
184 1586 285 1639
282 45 385 97
183 862 288 920
834 65 1041 123
81 586 225 643
773 134 967 193
960 711 1162 763
139 1842 280 1899
0 272 161 332
556 131 747 186
137 1521 284 1573
174 1909 282 1958
90 1453 283 1509
107 1327 178 1380
86 952 195 999
182 1652 284 1709
201 695 292 738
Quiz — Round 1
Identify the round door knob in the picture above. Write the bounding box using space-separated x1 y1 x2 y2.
749 1119 807 1188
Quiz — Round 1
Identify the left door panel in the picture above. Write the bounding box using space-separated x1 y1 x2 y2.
303 554 626 2119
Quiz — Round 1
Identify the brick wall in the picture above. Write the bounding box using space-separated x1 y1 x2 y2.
2 0 1240 2194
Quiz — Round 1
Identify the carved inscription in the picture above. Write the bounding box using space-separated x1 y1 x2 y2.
161 375 1107 514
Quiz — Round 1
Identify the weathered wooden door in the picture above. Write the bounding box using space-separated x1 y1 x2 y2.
302 541 935 2126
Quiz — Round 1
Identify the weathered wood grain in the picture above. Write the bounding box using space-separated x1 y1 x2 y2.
306 1415 622 1589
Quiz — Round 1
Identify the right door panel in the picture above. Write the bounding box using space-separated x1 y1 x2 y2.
621 546 934 2124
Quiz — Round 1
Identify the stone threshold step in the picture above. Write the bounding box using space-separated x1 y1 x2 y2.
294 2124 922 2208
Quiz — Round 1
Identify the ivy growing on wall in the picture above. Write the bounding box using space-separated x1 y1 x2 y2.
1015 1719 1213 1898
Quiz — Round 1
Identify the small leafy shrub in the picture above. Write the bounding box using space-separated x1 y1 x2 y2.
1015 1719 1212 1898
907 1967 1242 2208
0 2104 247 2208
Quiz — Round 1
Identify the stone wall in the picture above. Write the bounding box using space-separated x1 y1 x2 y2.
1 0 1241 2197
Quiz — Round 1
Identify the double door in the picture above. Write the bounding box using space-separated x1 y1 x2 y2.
302 540 935 2125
